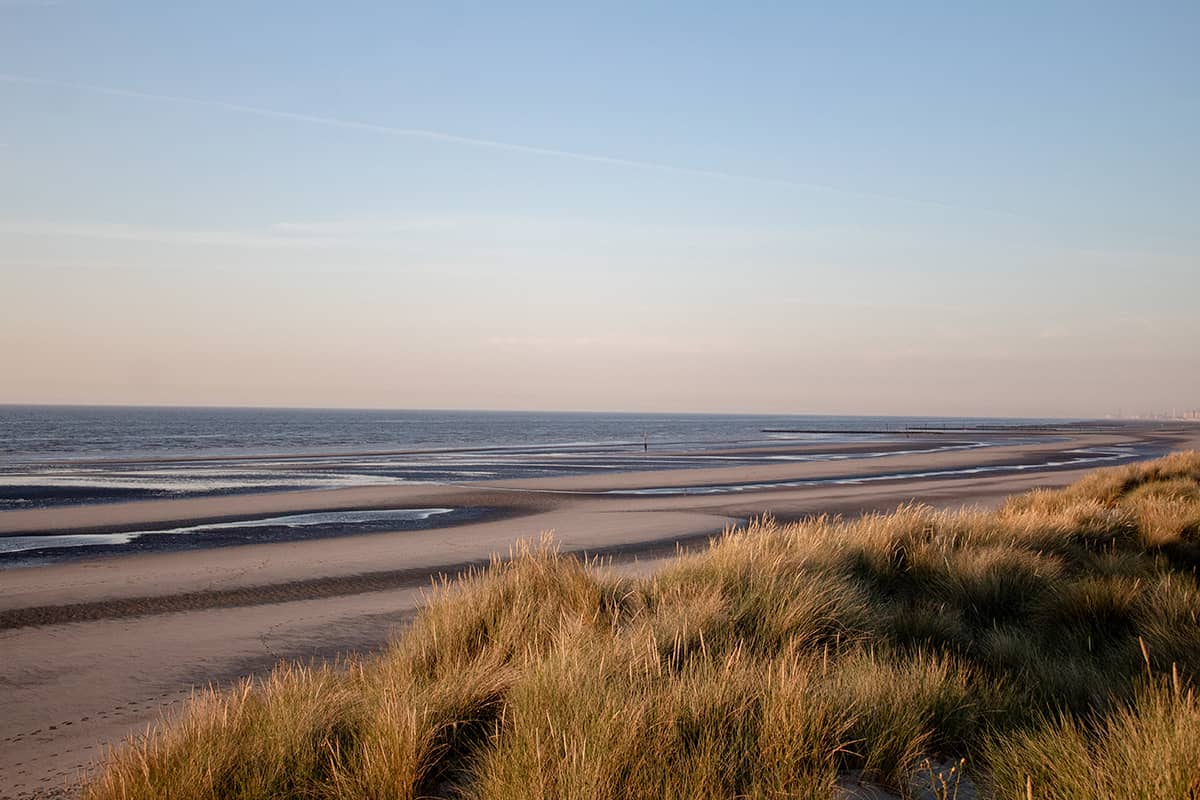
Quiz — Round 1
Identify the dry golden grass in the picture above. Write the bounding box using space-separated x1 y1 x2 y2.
983 676 1200 800
84 453 1200 799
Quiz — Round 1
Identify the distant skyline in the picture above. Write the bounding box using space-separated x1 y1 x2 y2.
2 2 1198 417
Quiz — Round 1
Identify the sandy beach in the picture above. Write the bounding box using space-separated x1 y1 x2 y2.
2 425 1197 799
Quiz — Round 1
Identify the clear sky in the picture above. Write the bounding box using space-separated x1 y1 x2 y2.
1 2 1197 417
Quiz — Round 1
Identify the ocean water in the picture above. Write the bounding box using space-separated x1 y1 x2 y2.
0 406 1092 508
0 406 1135 565
0 406 1075 511
0 405 1069 462
0 508 455 554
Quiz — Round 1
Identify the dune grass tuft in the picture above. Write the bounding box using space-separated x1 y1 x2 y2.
85 453 1200 799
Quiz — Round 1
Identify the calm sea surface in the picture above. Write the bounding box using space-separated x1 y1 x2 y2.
0 405 1077 510
0 406 1065 462
0 406 1109 564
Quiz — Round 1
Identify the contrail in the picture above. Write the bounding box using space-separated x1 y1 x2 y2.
0 73 962 210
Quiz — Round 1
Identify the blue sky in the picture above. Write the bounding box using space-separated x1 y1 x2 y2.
1 2 1197 415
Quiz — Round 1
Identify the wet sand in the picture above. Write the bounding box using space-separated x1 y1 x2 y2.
2 426 1197 798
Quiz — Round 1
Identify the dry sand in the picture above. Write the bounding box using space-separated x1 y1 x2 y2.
2 426 1196 798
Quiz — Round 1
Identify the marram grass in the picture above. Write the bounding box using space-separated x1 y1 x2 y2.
85 453 1200 799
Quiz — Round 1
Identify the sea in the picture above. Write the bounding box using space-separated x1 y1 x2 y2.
0 405 1127 565
0 405 1082 506
1 405 1076 463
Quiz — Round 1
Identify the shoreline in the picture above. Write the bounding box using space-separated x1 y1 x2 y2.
0 430 1159 538
0 507 527 569
0 436 1003 515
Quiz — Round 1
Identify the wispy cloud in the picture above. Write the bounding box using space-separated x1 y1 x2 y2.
0 219 342 248
268 216 470 237
485 333 733 357
0 73 968 212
